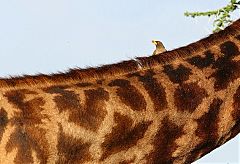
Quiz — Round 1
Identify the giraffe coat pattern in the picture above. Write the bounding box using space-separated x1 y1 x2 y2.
0 19 240 163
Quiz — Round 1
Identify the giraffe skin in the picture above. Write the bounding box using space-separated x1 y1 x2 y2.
0 20 240 164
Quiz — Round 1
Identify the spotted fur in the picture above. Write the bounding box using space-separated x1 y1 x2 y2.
0 19 240 164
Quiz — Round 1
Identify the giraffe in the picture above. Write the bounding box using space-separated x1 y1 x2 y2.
0 19 240 164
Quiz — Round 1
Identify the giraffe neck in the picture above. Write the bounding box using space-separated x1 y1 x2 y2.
0 20 240 164
0 18 239 88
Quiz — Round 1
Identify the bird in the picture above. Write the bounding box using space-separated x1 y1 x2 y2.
152 40 166 55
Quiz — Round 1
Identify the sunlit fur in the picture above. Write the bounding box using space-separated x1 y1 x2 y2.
0 20 240 164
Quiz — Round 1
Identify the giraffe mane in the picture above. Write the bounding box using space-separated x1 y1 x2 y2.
1 19 240 88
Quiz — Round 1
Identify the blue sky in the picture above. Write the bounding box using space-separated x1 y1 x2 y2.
0 0 239 76
0 1 239 163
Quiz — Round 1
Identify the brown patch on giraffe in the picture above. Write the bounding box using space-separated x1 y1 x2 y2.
211 41 240 90
0 108 8 142
163 64 192 84
220 41 239 57
108 79 147 111
82 88 109 130
45 86 109 131
146 117 184 164
4 89 47 127
44 85 80 113
4 89 49 163
6 127 49 164
129 71 167 111
5 90 44 123
185 98 223 163
187 51 215 69
101 113 152 160
174 83 208 113
56 125 92 163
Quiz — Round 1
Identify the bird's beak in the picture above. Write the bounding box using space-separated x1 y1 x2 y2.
152 40 157 45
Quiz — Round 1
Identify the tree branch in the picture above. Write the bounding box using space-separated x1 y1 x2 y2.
185 0 240 32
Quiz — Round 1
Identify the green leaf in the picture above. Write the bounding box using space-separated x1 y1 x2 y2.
184 0 240 32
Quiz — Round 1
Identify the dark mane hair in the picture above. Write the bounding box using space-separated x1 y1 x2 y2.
1 19 240 87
